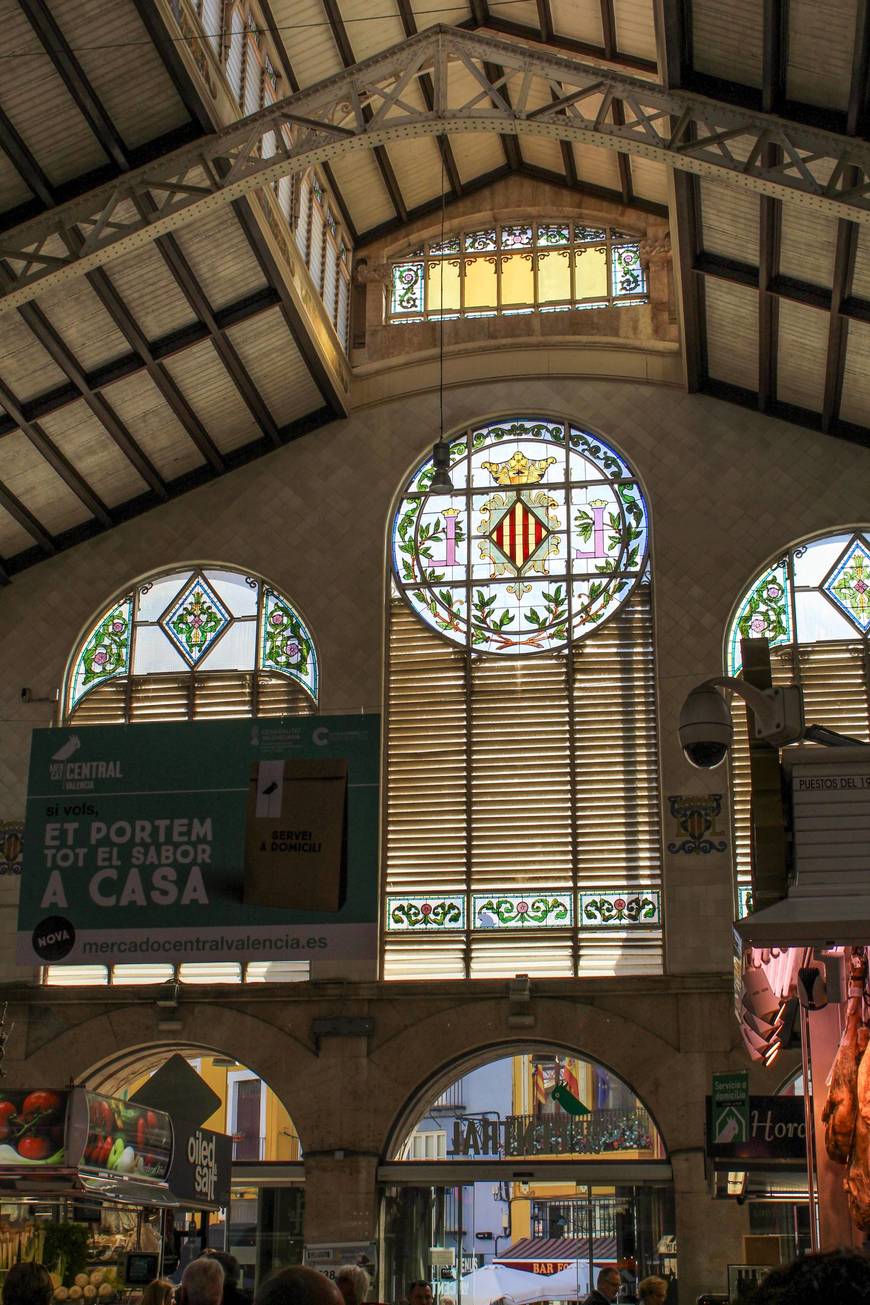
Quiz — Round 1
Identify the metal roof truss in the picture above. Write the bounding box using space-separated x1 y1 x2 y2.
4 24 870 312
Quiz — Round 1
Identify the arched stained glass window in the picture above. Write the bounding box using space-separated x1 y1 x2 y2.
65 565 318 723
392 417 649 655
727 529 870 912
384 417 662 981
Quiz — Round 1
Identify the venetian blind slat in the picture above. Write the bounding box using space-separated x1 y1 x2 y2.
69 672 313 725
732 643 870 897
384 586 663 978
385 601 468 890
573 589 661 894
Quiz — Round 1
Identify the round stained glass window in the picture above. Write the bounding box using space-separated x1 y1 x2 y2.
392 417 649 654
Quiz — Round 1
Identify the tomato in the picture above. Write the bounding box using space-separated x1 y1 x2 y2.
0 1102 15 1124
21 1091 61 1117
146 1111 158 1131
17 1136 51 1161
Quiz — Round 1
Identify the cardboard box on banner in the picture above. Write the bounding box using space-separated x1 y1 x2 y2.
243 758 347 911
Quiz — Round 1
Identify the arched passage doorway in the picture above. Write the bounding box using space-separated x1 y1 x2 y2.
77 1042 304 1291
379 1046 675 1305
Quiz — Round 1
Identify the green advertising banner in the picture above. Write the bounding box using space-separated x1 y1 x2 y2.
18 715 379 966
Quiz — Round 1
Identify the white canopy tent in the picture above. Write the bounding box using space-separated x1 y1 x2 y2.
456 1262 591 1305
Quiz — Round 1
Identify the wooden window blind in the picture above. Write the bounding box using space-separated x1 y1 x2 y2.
384 585 663 979
731 641 870 903
226 10 244 101
242 32 262 119
200 0 223 54
309 201 325 292
69 671 314 726
295 176 311 260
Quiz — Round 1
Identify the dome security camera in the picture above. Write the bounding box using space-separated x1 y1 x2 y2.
679 685 733 768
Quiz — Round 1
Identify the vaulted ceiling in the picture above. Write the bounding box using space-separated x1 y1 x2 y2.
0 0 868 581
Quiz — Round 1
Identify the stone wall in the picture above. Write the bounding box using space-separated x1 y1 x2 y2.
1 371 868 977
0 974 781 1303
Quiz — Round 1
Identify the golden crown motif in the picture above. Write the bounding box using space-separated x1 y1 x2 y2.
480 450 557 485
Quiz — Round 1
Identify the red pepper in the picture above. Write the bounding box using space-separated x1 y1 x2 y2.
136 1117 145 1149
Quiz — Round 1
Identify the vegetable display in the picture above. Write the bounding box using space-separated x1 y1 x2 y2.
53 1269 119 1302
42 1223 89 1288
81 1094 171 1180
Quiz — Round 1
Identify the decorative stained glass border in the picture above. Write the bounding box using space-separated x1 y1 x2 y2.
385 890 660 931
579 890 662 928
385 894 466 931
472 891 573 929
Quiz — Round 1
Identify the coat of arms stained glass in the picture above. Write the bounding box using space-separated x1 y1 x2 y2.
392 418 649 655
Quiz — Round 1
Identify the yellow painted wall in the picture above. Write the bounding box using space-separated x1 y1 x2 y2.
122 1057 300 1159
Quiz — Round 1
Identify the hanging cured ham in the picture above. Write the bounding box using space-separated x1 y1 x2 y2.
847 1040 870 1229
823 987 863 1164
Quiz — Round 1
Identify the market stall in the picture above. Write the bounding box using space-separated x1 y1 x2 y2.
0 1087 231 1301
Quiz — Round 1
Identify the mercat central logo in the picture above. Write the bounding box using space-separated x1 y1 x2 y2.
49 736 123 789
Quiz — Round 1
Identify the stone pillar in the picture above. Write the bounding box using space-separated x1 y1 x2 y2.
303 1153 380 1243
672 1149 750 1303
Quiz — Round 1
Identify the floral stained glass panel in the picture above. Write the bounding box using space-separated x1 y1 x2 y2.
729 561 791 672
385 894 466 931
612 243 646 298
391 262 424 314
473 892 573 929
69 596 133 709
161 574 232 665
537 224 570 246
501 224 533 248
465 228 497 251
261 588 319 698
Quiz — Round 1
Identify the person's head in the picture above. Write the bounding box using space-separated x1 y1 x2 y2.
255 1268 342 1305
407 1283 432 1305
637 1277 667 1305
3 1263 53 1305
335 1266 369 1305
748 1249 870 1304
201 1254 241 1288
182 1258 224 1305
141 1281 175 1305
596 1267 622 1302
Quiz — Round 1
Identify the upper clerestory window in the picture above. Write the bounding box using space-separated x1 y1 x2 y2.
387 222 648 321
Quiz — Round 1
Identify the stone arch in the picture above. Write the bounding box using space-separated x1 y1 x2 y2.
365 994 700 1161
384 1036 670 1161
11 999 316 1148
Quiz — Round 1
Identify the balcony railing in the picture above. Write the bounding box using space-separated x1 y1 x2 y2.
432 1083 465 1111
502 1109 655 1158
532 1198 623 1239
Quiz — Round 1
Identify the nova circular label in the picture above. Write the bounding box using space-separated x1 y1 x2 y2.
32 916 76 962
